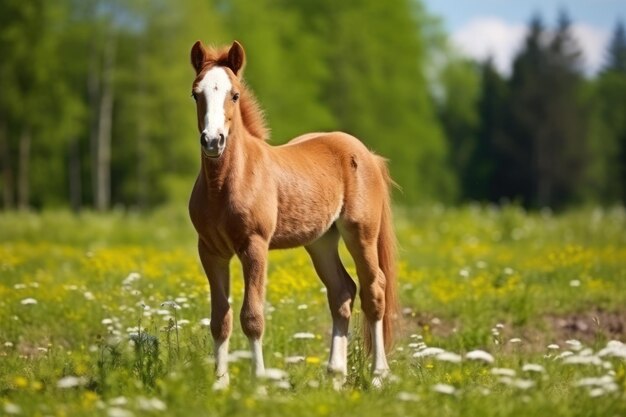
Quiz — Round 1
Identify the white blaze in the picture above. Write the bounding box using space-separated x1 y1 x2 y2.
196 67 232 139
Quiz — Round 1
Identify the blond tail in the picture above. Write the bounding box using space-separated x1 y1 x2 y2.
364 157 399 353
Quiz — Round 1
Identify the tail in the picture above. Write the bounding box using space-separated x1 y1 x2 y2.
364 157 399 353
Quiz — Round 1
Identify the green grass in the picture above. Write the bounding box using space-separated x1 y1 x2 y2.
1 205 625 416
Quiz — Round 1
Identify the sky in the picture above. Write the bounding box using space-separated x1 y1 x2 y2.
423 0 625 74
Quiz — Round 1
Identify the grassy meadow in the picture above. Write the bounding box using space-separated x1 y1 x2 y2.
0 206 625 416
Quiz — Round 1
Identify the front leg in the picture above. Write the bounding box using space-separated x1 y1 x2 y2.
238 235 269 378
198 239 232 390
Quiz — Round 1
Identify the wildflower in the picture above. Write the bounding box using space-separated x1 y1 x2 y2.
84 291 95 301
136 397 167 411
522 363 545 373
547 344 560 350
57 376 87 389
199 318 211 327
293 332 315 339
107 407 134 417
101 318 114 325
569 280 581 287
466 350 494 364
562 355 602 366
262 368 288 380
285 356 305 364
108 397 128 406
4 341 14 348
305 356 321 364
597 340 626 359
555 351 574 359
160 301 181 310
174 296 188 303
397 391 420 401
122 272 141 286
435 352 462 363
509 338 522 344
297 304 308 310
3 403 21 415
491 368 516 377
565 339 583 351
413 347 445 358
499 377 535 389
20 298 37 305
432 383 456 395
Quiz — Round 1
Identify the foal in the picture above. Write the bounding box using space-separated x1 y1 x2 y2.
188 40 398 389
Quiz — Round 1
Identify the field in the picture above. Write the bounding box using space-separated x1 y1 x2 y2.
1 206 625 416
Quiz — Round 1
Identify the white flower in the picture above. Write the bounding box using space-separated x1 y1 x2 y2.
562 355 602 366
285 356 305 364
597 340 626 359
174 297 188 303
107 407 134 417
435 352 462 363
3 403 21 415
262 368 288 380
432 383 456 395
522 363 545 373
509 338 522 344
160 301 181 310
397 391 420 401
491 368 516 377
565 339 583 350
122 272 141 286
547 344 560 350
4 341 14 347
569 280 581 287
101 318 114 325
199 318 211 327
466 350 494 363
575 376 615 387
108 397 128 406
412 347 445 358
84 291 95 301
293 332 315 339
555 351 574 359
499 377 535 389
137 397 167 411
297 304 308 310
20 298 37 305
57 376 87 389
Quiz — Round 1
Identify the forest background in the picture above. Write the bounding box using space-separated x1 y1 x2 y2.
1 0 625 211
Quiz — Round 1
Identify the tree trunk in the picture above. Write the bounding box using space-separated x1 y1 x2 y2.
137 48 148 209
88 42 101 211
69 137 82 213
17 127 31 211
0 119 14 209
95 35 116 211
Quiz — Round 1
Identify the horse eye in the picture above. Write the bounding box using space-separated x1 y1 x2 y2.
232 92 240 102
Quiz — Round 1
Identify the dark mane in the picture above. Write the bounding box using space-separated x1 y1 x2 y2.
196 45 270 141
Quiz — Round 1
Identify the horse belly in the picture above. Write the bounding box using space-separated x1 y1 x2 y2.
269 200 340 249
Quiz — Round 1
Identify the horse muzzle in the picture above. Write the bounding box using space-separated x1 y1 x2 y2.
200 133 226 158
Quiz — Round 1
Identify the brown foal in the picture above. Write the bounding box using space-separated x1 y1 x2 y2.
188 40 398 389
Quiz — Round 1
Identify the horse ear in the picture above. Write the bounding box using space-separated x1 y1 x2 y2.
191 40 207 74
228 41 246 76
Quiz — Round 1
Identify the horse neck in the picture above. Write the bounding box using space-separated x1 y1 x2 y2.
200 128 258 195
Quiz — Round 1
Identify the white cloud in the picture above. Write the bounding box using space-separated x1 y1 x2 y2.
452 17 611 75
571 23 611 74
452 17 526 74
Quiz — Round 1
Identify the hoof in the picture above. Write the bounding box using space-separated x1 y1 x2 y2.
371 368 390 389
212 373 230 391
327 365 347 391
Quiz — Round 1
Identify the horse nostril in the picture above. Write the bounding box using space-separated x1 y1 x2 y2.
200 133 208 146
219 134 225 146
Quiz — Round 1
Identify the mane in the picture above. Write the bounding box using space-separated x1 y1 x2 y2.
198 45 270 142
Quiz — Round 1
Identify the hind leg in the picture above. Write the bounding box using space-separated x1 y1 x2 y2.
305 227 357 383
337 220 390 383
